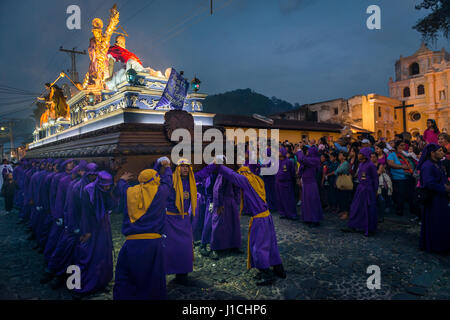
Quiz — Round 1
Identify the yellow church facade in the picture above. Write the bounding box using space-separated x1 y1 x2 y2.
388 43 450 136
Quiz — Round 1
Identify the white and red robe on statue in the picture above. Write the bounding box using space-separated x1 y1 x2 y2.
106 45 146 90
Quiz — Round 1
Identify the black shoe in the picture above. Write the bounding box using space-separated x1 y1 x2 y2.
255 269 274 286
288 216 299 221
40 272 54 284
38 247 44 254
210 251 219 260
50 275 66 290
273 264 287 279
27 234 36 241
17 219 25 225
32 244 40 250
341 227 357 233
200 246 210 257
279 216 287 220
174 274 192 286
230 248 244 254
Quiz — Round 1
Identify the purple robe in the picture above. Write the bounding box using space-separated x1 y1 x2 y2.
210 174 241 251
190 180 206 242
347 151 379 236
164 177 194 275
113 167 172 300
47 176 80 275
43 172 69 262
29 169 47 231
275 155 297 219
19 167 35 221
36 171 57 249
218 165 282 269
296 148 323 223
419 160 450 253
200 172 217 245
74 176 115 294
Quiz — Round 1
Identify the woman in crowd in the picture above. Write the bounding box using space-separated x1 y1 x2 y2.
423 119 440 145
334 151 352 220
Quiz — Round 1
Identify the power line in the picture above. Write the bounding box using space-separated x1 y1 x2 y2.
155 0 234 46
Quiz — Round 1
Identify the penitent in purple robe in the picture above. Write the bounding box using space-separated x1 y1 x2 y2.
165 177 194 275
190 180 206 242
43 171 70 262
276 148 298 219
218 165 282 269
47 175 81 275
347 148 379 236
113 167 173 300
200 171 218 246
19 166 36 221
74 172 115 295
36 170 57 250
210 174 241 251
419 159 450 253
29 168 47 232
296 147 323 223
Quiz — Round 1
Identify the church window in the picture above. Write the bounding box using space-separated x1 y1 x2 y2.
417 85 425 95
403 87 410 98
439 90 446 100
409 111 421 122
378 106 382 117
334 108 338 115
409 62 420 76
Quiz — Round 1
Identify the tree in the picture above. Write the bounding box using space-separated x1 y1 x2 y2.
413 0 450 44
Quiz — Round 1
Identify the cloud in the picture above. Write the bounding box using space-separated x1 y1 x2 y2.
277 0 317 15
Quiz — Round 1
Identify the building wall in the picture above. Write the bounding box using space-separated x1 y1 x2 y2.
389 43 450 135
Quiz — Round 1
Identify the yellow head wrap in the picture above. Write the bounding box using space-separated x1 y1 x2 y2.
173 158 197 217
126 169 160 223
237 166 266 214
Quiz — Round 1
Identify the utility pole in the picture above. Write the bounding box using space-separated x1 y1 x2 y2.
211 0 213 15
59 47 86 83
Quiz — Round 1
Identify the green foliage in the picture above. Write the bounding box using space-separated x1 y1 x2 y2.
413 0 450 44
202 88 297 116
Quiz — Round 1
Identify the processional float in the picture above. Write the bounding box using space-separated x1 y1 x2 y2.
29 4 212 174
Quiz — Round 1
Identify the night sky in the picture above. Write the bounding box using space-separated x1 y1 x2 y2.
0 0 449 144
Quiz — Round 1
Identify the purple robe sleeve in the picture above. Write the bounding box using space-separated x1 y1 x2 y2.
218 165 250 190
296 150 316 167
195 163 216 182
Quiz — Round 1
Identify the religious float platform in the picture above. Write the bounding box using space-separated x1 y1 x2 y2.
28 70 215 174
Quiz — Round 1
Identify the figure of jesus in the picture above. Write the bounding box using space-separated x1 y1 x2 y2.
105 35 171 91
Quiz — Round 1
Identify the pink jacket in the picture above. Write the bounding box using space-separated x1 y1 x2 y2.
423 129 440 144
